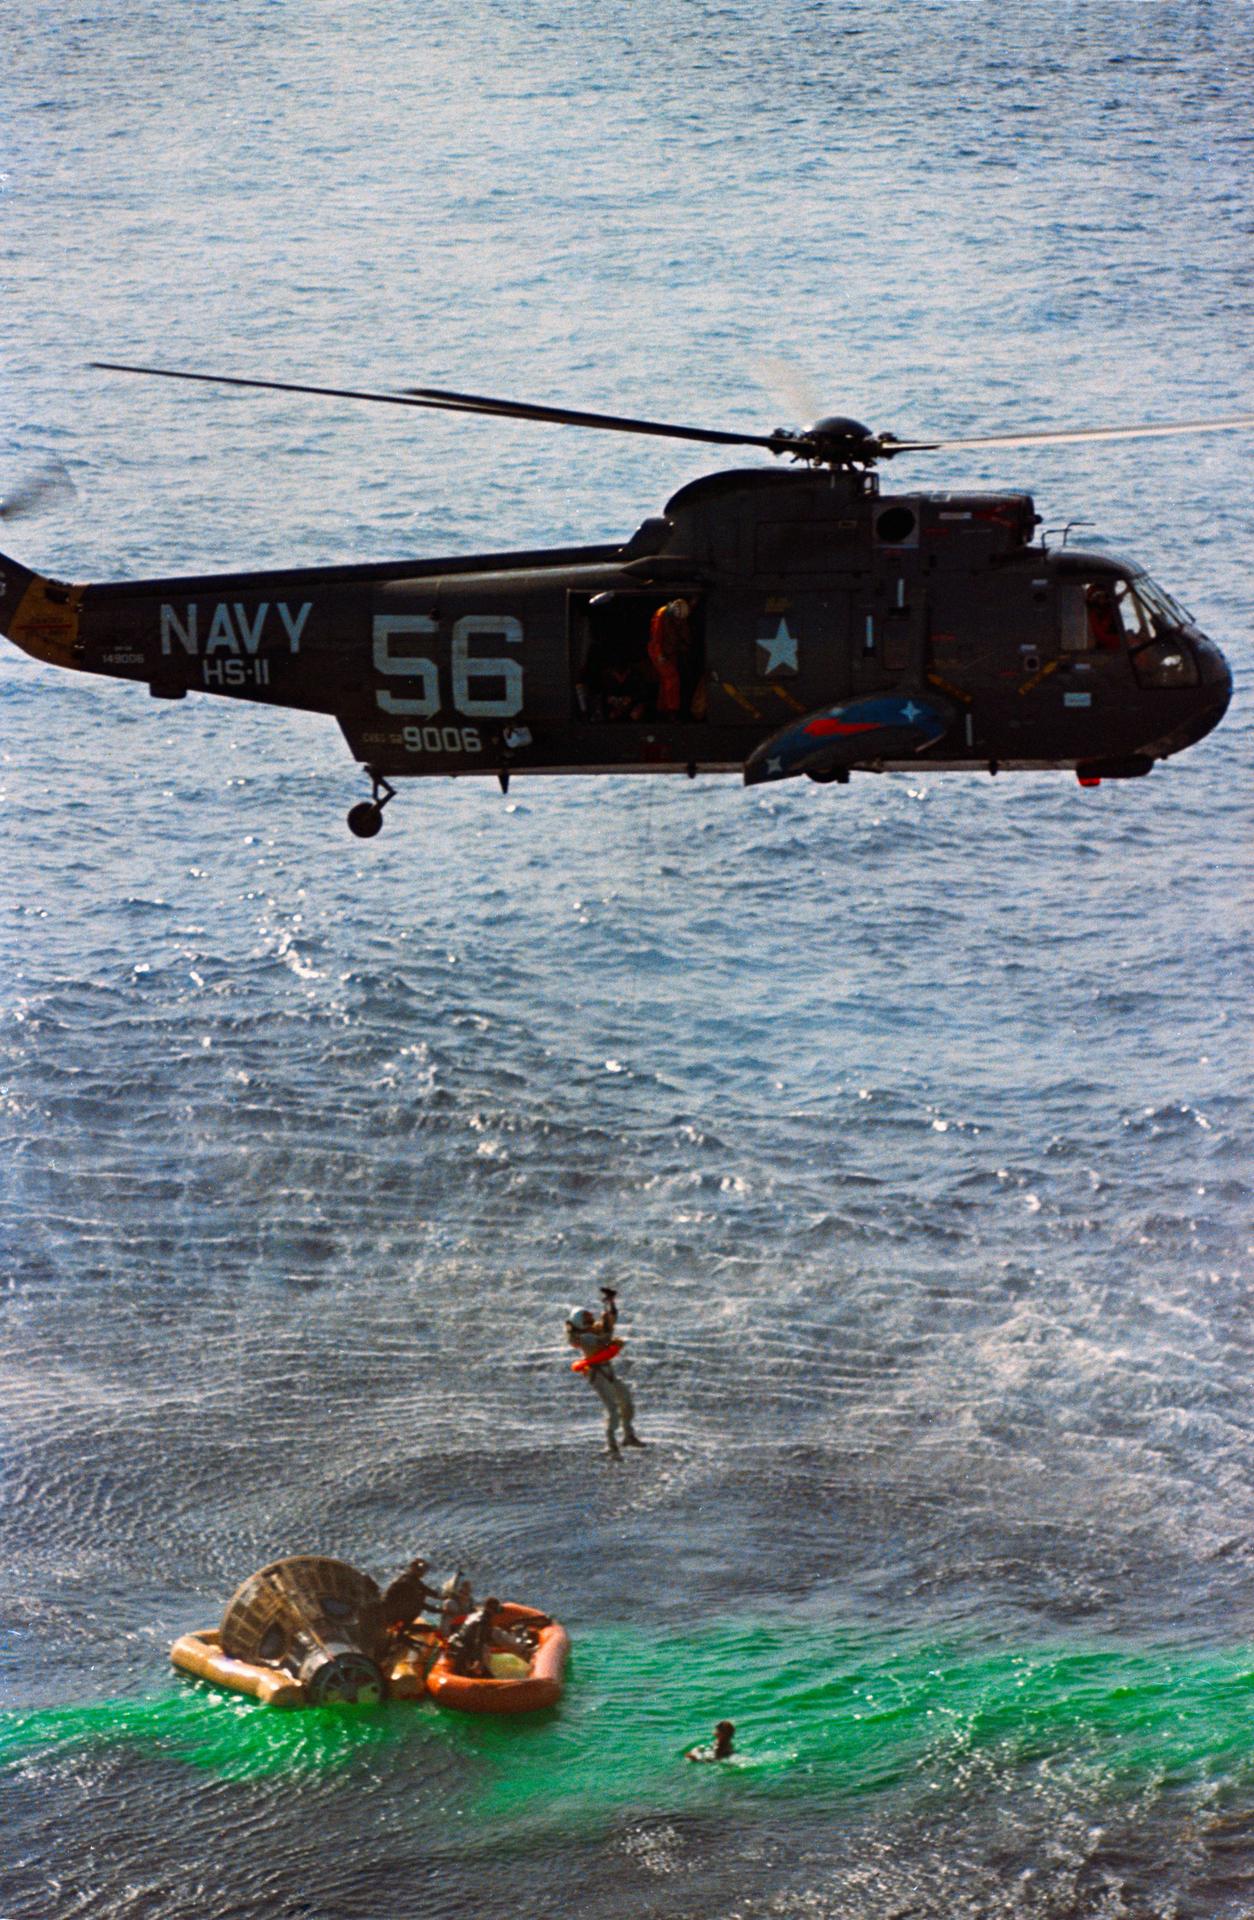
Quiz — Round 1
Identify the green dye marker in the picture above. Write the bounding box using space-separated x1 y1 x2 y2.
5 1620 1254 1842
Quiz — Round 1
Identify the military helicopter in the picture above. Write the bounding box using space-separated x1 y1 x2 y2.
1 361 1244 836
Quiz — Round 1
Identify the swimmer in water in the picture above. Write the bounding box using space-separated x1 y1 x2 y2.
686 1720 735 1762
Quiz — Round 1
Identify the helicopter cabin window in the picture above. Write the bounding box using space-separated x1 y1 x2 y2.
573 592 707 722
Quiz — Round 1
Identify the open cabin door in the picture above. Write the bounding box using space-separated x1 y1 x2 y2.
569 589 708 723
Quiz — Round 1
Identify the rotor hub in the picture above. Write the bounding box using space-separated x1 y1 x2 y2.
772 416 885 470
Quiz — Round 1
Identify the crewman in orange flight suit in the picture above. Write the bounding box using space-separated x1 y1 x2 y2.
565 1286 646 1459
647 598 706 719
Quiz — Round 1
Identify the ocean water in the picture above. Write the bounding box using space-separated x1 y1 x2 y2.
2 3 1252 1915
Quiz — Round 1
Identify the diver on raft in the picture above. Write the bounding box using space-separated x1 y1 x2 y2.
446 1597 534 1677
379 1558 439 1638
565 1285 646 1459
438 1571 474 1638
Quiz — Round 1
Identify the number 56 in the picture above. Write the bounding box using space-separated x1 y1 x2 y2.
373 614 523 718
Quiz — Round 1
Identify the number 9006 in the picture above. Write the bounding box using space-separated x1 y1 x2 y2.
401 724 483 754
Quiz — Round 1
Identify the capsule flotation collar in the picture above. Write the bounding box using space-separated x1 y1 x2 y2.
571 1339 623 1373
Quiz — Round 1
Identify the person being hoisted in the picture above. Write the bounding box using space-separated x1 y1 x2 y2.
565 1285 646 1459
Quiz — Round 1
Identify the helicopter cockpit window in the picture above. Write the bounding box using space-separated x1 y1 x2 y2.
1112 577 1149 641
1132 571 1194 636
1130 636 1200 687
574 592 707 722
1064 574 1200 685
1117 574 1200 687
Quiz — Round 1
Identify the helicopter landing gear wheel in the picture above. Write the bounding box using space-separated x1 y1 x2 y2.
347 802 383 838
347 767 396 838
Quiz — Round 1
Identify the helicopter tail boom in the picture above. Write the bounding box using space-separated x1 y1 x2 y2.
0 551 86 672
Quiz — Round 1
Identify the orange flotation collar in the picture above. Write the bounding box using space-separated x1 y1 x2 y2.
571 1339 623 1373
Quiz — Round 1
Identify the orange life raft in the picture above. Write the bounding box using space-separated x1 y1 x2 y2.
426 1604 569 1715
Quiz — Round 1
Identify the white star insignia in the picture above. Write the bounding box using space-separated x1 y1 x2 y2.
757 618 798 676
900 701 922 725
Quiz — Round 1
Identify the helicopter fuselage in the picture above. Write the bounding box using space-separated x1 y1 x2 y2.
0 465 1231 828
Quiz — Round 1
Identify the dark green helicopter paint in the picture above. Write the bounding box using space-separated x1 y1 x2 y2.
0 366 1240 834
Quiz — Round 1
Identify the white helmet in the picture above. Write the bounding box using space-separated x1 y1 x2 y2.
567 1307 596 1331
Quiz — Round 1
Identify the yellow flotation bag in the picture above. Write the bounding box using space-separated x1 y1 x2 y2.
487 1651 531 1679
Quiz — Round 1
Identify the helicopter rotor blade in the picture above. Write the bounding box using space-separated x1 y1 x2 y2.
90 361 789 454
885 414 1254 455
91 362 1254 467
90 361 504 414
400 381 789 450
